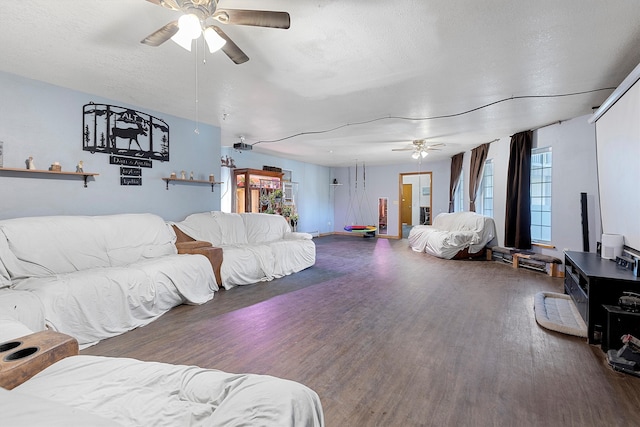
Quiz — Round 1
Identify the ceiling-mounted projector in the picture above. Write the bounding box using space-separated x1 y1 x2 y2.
233 136 252 151
233 142 252 151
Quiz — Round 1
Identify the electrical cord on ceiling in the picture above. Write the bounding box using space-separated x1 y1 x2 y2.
249 87 615 146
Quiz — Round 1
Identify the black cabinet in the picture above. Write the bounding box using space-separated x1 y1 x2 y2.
564 251 640 344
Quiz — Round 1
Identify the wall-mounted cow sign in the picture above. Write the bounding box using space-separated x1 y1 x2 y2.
83 103 169 162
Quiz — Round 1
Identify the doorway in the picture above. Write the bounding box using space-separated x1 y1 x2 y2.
398 172 432 238
378 197 388 235
401 184 413 225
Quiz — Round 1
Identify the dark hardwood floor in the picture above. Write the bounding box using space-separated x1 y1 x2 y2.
83 235 640 426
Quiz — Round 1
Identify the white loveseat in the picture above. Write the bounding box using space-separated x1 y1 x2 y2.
408 211 497 259
174 212 316 289
0 213 218 347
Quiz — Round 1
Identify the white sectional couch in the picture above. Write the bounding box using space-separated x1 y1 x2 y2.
174 212 316 289
0 213 218 347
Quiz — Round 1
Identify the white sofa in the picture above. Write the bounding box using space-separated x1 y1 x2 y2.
174 212 316 289
0 213 218 347
408 211 497 259
0 319 325 426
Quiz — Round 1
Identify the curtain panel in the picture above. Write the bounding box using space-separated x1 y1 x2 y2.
468 142 491 212
448 152 464 213
504 130 532 249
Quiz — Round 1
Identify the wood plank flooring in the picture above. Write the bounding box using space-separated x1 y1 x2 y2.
83 236 640 426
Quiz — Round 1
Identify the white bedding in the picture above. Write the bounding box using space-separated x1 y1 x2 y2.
12 355 325 427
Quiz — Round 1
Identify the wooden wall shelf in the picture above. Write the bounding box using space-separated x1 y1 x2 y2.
0 167 99 187
162 177 223 192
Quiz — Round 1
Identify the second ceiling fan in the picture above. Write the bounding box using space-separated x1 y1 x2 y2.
393 140 445 159
141 0 290 64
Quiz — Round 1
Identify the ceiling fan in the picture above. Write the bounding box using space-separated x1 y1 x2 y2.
392 140 445 159
141 0 291 64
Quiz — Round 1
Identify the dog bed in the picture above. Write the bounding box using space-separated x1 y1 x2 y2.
534 292 587 337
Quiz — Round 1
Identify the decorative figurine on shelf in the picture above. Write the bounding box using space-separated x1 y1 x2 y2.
221 155 236 169
209 174 215 183
50 162 62 172
170 172 177 179
190 171 194 180
76 161 84 173
27 156 35 170
180 170 186 180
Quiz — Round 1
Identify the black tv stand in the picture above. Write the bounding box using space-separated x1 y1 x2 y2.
564 251 640 344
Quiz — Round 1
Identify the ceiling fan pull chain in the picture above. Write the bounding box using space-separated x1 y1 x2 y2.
194 38 200 134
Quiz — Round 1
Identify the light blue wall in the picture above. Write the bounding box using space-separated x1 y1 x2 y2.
0 71 221 222
331 160 451 237
220 147 333 234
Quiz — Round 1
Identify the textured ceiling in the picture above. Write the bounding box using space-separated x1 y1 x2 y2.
1 1 640 166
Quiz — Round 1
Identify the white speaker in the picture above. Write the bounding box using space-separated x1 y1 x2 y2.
601 234 624 260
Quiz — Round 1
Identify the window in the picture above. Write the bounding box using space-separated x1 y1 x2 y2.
531 147 552 242
453 171 464 212
479 159 494 217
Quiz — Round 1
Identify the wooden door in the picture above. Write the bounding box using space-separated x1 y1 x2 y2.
401 183 413 225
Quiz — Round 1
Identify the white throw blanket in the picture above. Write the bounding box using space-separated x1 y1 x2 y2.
11 356 325 426
0 214 218 347
408 212 497 259
0 319 325 427
174 212 315 289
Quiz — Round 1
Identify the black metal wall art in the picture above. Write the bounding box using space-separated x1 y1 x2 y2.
83 103 169 162
83 103 170 186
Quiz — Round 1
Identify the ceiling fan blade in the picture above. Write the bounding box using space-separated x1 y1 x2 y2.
141 21 179 46
144 0 180 10
213 9 291 29
211 26 249 64
426 143 446 149
392 148 413 152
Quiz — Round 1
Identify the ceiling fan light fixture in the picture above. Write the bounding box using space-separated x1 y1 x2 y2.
411 151 420 160
171 14 202 51
204 27 227 53
171 29 194 51
421 150 428 158
178 14 202 39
